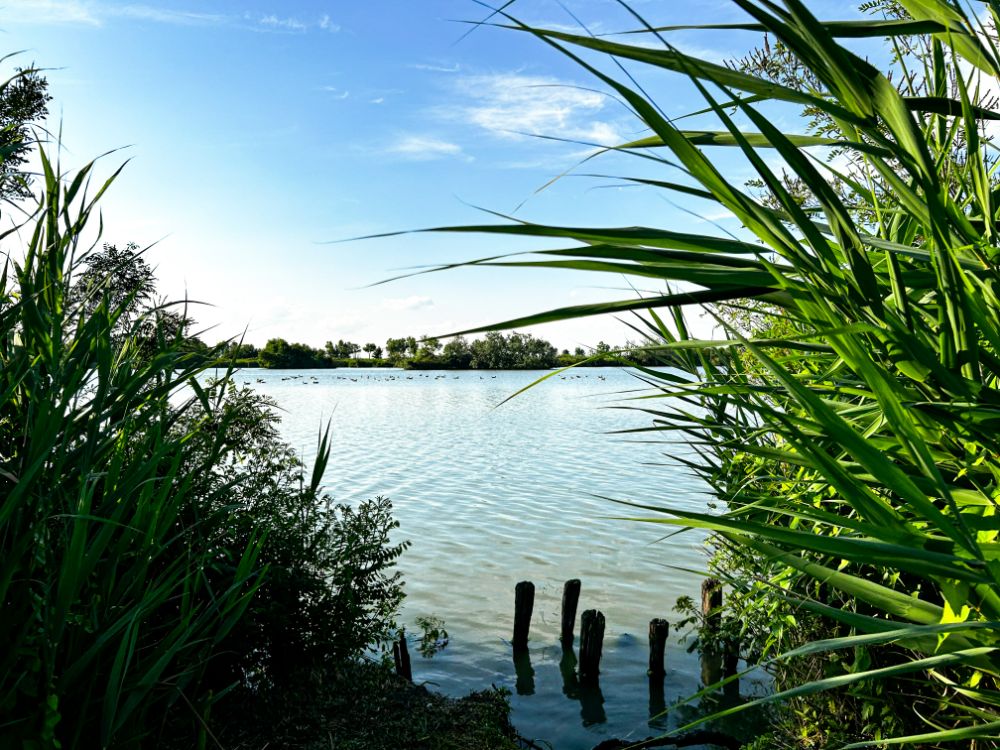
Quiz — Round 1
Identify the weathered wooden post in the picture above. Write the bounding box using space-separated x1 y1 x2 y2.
513 580 535 650
701 579 723 688
393 632 412 681
647 618 670 677
578 609 605 684
701 578 723 635
560 578 582 645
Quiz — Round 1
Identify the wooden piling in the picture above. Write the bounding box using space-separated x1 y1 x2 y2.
393 632 412 681
647 618 670 677
579 609 605 683
701 578 723 636
561 579 582 645
513 580 535 650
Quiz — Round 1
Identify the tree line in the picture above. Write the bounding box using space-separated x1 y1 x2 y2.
224 333 667 369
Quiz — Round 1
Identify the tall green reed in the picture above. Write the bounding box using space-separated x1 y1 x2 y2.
0 144 261 747
416 0 1000 744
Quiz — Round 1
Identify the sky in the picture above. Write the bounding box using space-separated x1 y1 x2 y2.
0 0 862 351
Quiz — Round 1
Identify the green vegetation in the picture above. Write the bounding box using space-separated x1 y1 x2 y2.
251 331 651 369
0 64 512 749
425 0 1000 746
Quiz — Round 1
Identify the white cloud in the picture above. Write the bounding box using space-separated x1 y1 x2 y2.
411 62 461 73
447 72 624 146
384 135 469 161
370 97 385 105
383 295 434 312
321 86 350 100
0 2 342 33
113 5 226 25
0 0 101 25
257 14 307 32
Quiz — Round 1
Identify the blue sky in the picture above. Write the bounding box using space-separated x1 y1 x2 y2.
2 0 859 350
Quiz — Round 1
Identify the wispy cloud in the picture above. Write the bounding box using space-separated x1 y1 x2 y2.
0 2 342 33
445 72 625 146
384 135 469 162
321 86 350 100
113 5 226 25
410 62 461 74
383 295 434 312
318 14 340 33
255 14 307 32
0 0 100 25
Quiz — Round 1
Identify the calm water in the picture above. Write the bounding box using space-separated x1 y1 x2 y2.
228 366 756 749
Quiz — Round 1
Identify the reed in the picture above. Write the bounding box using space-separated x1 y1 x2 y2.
426 0 1000 744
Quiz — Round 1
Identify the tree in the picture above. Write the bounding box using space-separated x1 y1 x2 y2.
385 337 408 362
440 336 472 368
417 336 441 360
404 336 418 358
72 242 156 323
363 342 377 358
0 66 50 200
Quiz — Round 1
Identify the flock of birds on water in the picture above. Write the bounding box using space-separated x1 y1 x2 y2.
242 372 607 386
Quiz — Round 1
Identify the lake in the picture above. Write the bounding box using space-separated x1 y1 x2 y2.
230 366 754 749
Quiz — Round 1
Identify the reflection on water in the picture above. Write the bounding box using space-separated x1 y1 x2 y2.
223 366 763 749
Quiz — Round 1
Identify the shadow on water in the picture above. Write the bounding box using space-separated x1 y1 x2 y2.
560 643 607 726
647 675 666 730
513 647 535 696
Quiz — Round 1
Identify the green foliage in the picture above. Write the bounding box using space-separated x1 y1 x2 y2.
172 384 408 688
414 615 450 658
259 337 331 368
0 68 407 747
424 0 1000 745
0 62 50 199
469 331 557 369
0 147 261 748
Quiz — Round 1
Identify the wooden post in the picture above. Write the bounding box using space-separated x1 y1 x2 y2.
513 580 535 650
561 579 581 645
393 632 412 681
578 609 605 683
701 578 723 636
647 618 670 677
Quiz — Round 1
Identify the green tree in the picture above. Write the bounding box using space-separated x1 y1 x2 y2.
441 336 472 368
417 335 441 360
0 65 50 199
385 337 408 362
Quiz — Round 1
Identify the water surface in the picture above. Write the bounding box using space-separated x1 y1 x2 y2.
230 366 753 748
